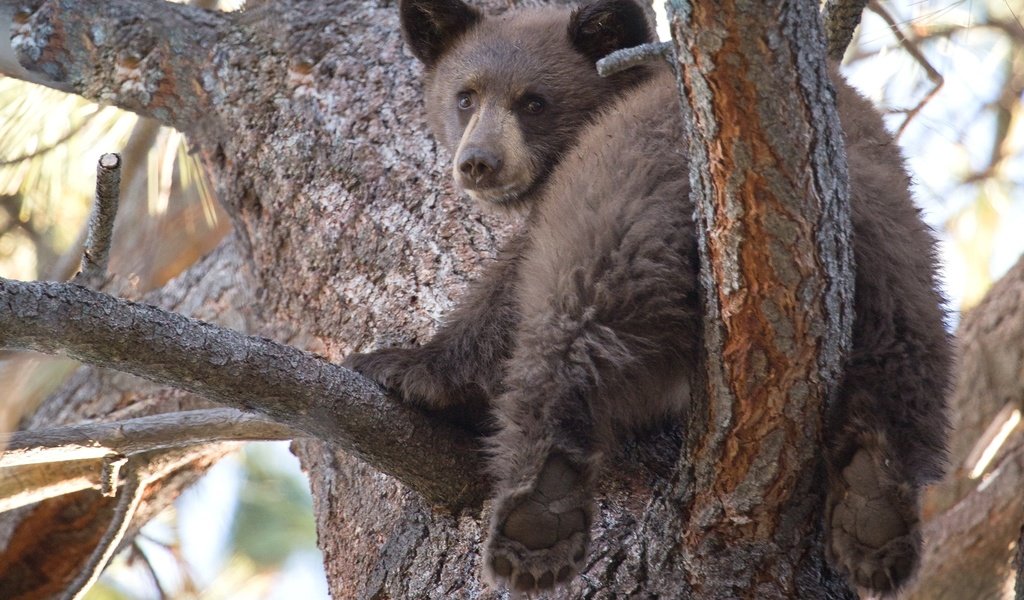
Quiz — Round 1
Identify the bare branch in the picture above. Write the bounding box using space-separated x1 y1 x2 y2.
821 0 869 61
73 153 122 288
0 408 294 468
867 0 944 137
7 0 230 133
596 41 673 77
62 459 145 600
0 277 486 508
0 408 284 512
47 119 163 282
0 460 104 512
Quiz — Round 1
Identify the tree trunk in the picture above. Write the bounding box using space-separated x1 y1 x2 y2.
1 0 1021 598
667 1 854 596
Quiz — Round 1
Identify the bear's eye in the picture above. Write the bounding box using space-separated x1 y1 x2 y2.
521 95 546 115
457 91 475 111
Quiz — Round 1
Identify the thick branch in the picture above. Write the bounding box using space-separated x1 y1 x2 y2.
6 0 229 133
0 278 486 509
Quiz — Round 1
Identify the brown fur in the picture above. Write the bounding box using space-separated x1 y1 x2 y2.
347 0 953 595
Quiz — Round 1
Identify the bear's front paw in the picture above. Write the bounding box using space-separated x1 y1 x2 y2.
827 448 921 594
344 348 457 409
484 454 593 594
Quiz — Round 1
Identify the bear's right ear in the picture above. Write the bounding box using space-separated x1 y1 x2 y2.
568 0 653 63
400 0 482 67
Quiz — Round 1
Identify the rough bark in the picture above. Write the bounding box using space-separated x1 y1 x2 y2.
2 0 1020 598
667 0 854 596
2 1 522 597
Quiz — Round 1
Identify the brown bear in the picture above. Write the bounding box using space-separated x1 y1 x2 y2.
347 0 953 595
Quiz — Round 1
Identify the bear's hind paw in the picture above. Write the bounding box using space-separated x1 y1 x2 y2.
827 447 921 594
484 453 593 594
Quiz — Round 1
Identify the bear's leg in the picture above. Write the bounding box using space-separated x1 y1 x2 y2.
481 262 699 592
824 224 953 593
483 377 604 593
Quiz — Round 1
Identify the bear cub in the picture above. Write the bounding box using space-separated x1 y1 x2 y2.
347 0 953 595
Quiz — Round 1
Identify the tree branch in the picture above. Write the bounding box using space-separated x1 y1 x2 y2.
0 408 294 468
821 0 868 61
0 277 487 509
6 0 230 134
596 41 673 77
0 460 104 512
907 430 1024 599
73 153 122 288
867 0 944 137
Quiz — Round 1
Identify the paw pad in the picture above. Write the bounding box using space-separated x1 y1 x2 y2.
827 448 921 593
484 453 594 593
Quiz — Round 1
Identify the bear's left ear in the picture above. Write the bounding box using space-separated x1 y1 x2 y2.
568 0 653 63
400 0 482 67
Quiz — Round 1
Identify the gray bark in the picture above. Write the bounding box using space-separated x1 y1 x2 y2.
3 0 1020 599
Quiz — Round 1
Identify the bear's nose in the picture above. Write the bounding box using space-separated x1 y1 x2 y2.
459 149 503 185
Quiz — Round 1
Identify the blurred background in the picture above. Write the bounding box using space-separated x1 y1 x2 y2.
0 0 1021 598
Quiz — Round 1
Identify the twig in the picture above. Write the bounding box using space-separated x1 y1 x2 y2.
868 0 944 138
1016 522 1023 600
0 408 296 468
597 41 673 78
0 277 486 509
822 0 869 61
73 153 122 288
131 540 169 600
62 461 144 600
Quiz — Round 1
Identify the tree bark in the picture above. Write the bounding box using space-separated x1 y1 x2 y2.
2 0 1021 598
667 0 854 596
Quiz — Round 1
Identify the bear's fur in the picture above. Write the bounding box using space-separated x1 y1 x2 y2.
347 0 953 595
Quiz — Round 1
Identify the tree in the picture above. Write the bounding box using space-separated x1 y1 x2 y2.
0 0 1021 598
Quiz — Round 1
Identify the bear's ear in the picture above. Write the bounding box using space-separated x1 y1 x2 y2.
400 0 482 66
568 0 653 63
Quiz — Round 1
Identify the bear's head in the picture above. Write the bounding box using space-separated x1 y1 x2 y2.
401 0 655 209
